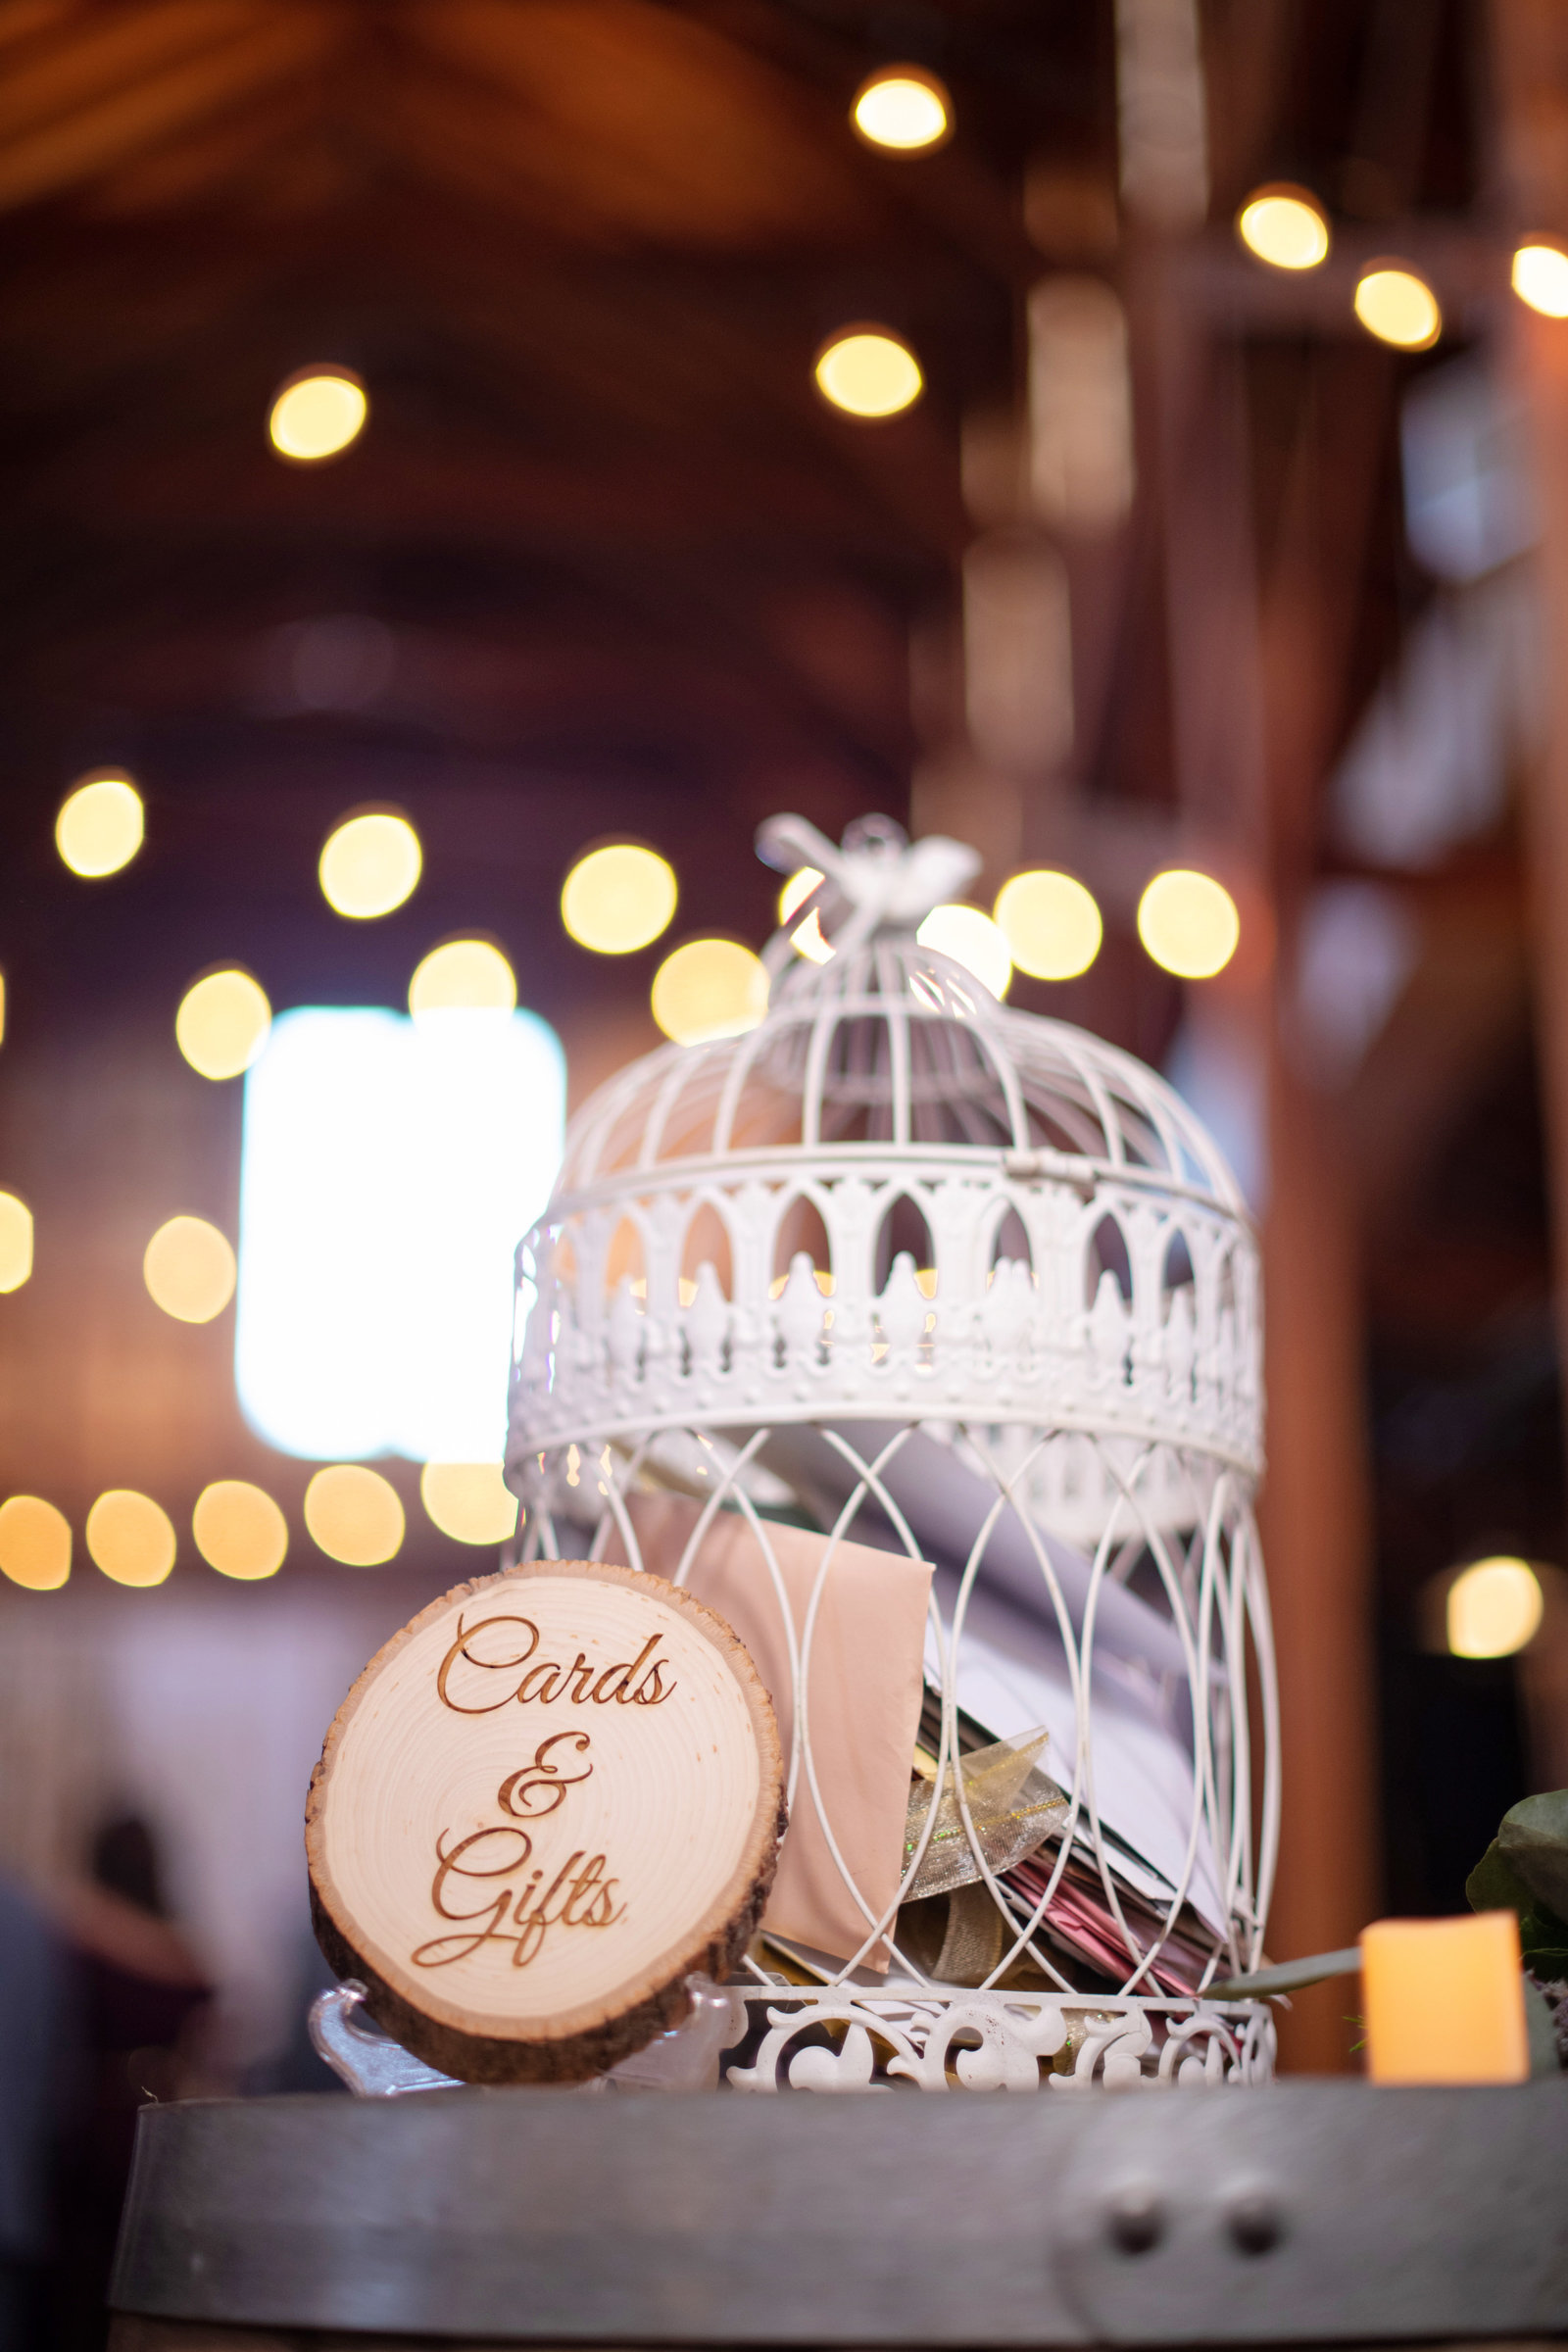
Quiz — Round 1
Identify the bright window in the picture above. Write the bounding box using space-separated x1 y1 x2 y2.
236 1006 564 1461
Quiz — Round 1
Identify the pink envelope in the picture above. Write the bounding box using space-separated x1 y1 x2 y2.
607 1495 933 1970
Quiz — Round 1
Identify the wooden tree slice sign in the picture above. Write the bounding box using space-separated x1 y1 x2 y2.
307 1560 786 2083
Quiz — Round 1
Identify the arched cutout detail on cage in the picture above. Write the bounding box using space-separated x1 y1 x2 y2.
988 1202 1033 1272
1163 1226 1196 1293
769 1191 834 1295
1158 1228 1199 1412
602 1212 646 1300
872 1189 935 1297
1084 1208 1133 1307
679 1197 735 1298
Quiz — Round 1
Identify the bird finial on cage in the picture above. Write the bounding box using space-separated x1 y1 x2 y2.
755 811 982 968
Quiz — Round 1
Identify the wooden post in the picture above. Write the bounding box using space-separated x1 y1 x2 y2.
1153 286 1382 2066
1494 1 1568 1522
1256 1055 1378 2068
1252 348 1392 2068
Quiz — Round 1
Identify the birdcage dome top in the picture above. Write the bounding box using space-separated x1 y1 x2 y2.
560 929 1243 1214
557 815 1243 1218
513 815 1262 1484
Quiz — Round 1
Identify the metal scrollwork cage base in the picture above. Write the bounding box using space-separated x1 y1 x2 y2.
510 816 1280 2090
722 1983 1276 2092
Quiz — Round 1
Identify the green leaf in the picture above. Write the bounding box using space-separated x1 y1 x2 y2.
1497 1789 1568 1923
1207 1947 1360 1999
1466 1838 1536 1917
1519 1922 1568 1975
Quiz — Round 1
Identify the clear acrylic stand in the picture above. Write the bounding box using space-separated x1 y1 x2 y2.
309 1977 747 2096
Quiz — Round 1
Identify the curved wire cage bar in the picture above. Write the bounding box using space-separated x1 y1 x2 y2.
508 817 1278 2090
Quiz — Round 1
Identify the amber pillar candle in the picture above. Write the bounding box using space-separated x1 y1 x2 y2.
1360 1912 1530 2084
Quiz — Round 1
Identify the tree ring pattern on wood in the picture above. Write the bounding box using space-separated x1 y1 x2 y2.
306 1559 786 2082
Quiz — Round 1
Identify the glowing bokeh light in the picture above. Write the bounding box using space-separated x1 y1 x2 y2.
143 1215 236 1324
1446 1556 1544 1659
1512 241 1568 319
237 1006 564 1461
994 869 1103 981
778 867 823 925
1136 869 1241 979
780 866 835 962
304 1464 405 1566
87 1490 176 1588
814 329 923 418
193 1481 288 1582
851 66 951 152
651 939 770 1045
175 968 271 1081
409 938 516 1017
318 809 421 919
269 368 367 463
0 1495 71 1592
420 1461 518 1545
790 910 835 964
56 773 143 878
1236 184 1330 270
1353 266 1441 351
561 842 677 955
915 904 1013 1000
0 1193 32 1293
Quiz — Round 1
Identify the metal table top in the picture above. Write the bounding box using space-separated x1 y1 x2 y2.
112 2082 1568 2346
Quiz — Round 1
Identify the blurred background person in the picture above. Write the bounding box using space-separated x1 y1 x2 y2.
0 1871 71 2352
51 1819 211 2352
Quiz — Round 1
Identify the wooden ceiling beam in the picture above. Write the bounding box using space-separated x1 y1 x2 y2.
0 4 337 214
673 0 1043 290
1 430 937 558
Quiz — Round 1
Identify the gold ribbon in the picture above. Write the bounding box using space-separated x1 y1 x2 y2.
903 1726 1069 1903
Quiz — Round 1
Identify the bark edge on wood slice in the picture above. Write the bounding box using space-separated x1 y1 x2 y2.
306 1558 786 2084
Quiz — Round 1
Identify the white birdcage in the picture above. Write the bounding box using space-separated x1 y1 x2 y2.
509 813 1279 2090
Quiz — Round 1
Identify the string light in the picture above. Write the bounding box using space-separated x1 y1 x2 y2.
814 329 923 418
1353 264 1441 351
87 1490 176 1588
915 905 1013 999
1446 1556 1544 1659
1512 241 1568 319
994 870 1102 981
779 867 823 925
0 1193 32 1293
1137 869 1240 979
790 911 835 964
1236 183 1330 270
144 1216 236 1324
318 808 421 919
193 1481 288 1582
420 1461 518 1545
409 939 516 1017
175 968 271 1080
56 772 143 878
269 368 367 463
304 1464 405 1565
0 1496 71 1591
651 940 769 1045
561 843 678 955
851 66 952 153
